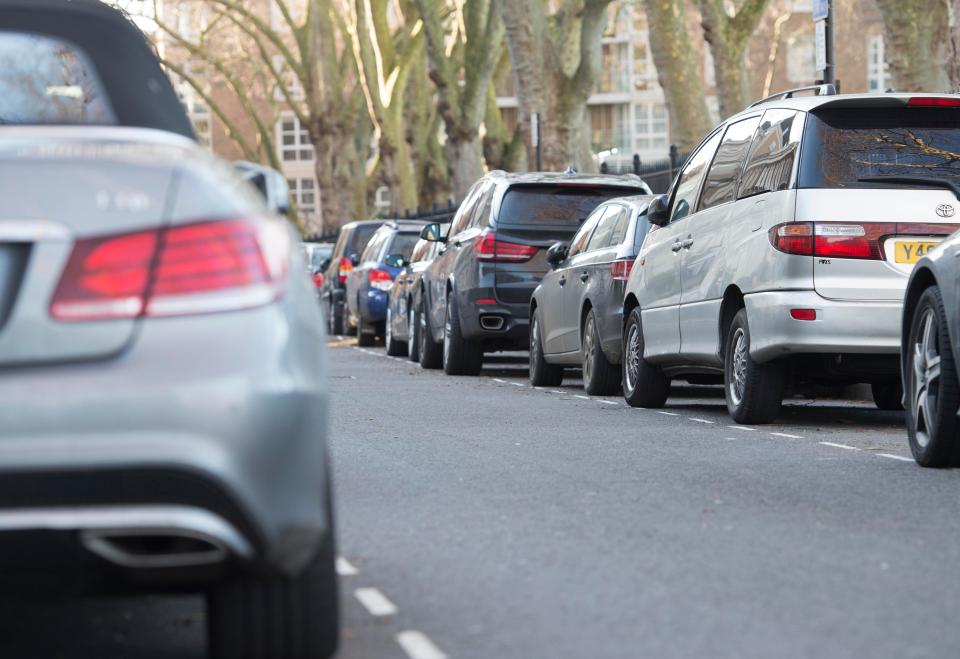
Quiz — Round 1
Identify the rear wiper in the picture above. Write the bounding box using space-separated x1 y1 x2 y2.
857 175 960 199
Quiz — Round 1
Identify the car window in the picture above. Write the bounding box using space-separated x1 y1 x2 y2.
349 224 380 256
450 183 483 235
567 207 605 258
670 130 724 222
699 116 761 210
386 233 421 260
360 228 389 262
471 184 494 229
740 109 804 198
410 239 430 263
498 185 643 228
586 206 627 252
632 210 652 253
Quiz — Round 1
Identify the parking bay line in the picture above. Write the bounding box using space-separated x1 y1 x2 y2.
878 453 914 462
727 425 756 432
336 556 358 576
598 400 620 405
820 441 860 451
574 395 591 400
689 417 715 424
770 432 803 439
655 411 678 416
397 630 447 659
355 588 398 616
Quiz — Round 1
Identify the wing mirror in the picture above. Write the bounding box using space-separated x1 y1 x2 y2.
546 241 568 268
234 161 290 216
647 194 670 227
420 222 447 243
384 253 408 268
349 253 360 267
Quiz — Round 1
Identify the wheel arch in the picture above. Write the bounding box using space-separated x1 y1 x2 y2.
902 266 938 355
718 285 745 358
623 293 640 330
579 298 594 341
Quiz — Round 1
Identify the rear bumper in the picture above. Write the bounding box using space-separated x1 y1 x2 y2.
362 289 389 324
746 290 901 362
458 287 529 347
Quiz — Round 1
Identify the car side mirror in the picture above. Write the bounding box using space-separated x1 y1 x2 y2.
384 253 408 269
420 223 446 243
546 241 568 268
234 161 291 216
647 194 670 227
319 258 331 273
349 253 360 267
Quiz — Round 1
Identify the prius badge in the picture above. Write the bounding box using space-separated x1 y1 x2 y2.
936 204 955 218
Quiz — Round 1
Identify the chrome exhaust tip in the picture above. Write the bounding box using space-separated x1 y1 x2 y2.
479 315 505 331
81 529 229 569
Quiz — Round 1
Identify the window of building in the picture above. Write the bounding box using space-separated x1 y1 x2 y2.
272 55 305 102
787 37 815 83
600 42 630 93
633 33 657 91
174 70 212 149
174 1 207 43
634 103 669 154
277 112 314 163
288 176 318 220
867 34 890 92
704 48 716 88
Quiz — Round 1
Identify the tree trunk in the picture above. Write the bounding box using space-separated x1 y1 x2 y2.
875 0 950 92
948 0 960 91
699 0 770 119
446 137 485 201
644 0 711 151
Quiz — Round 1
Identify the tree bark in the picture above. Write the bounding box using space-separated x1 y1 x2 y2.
948 0 960 91
875 0 950 92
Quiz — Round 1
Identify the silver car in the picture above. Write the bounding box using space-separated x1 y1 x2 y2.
0 3 337 658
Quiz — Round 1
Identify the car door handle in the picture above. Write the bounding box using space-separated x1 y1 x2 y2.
580 272 589 283
671 240 683 252
681 237 694 249
559 276 566 286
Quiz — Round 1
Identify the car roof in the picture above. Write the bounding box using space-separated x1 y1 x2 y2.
728 92 960 122
485 171 649 189
601 194 656 207
341 220 385 230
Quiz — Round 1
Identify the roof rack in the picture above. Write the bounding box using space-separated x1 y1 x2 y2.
748 84 837 108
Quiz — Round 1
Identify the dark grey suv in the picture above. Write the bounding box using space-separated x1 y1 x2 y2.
318 220 382 335
415 171 650 375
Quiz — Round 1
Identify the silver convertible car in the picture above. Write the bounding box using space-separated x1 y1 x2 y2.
0 2 337 658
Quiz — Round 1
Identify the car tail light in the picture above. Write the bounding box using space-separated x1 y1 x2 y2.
312 272 324 288
338 256 353 284
474 231 539 263
368 268 393 292
610 258 635 281
476 298 497 305
51 219 288 321
790 308 817 321
907 97 960 107
769 222 893 260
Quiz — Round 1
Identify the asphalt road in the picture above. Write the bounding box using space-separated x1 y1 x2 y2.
2 339 959 659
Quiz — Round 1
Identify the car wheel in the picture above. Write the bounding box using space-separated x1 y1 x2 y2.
582 309 620 396
385 306 406 356
529 307 564 386
724 308 784 424
418 299 443 370
407 299 421 363
327 299 343 337
905 285 960 467
356 296 375 347
621 307 669 408
871 381 904 411
442 290 483 376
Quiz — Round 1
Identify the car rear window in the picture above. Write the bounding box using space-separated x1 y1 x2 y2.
799 108 960 189
497 185 641 227
386 233 421 259
0 31 115 125
349 224 380 254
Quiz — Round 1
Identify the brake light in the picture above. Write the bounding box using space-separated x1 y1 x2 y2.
611 258 634 281
769 222 813 255
790 308 817 321
474 231 539 263
368 268 393 292
50 219 288 321
907 97 960 107
769 222 893 260
338 256 353 284
312 272 324 288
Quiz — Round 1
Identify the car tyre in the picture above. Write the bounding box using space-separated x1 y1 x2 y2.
326 299 343 337
356 296 375 347
905 285 960 467
442 290 483 376
529 307 564 387
871 381 904 411
407 299 421 363
418 299 443 370
385 306 406 356
582 309 620 396
621 307 669 408
724 308 784 424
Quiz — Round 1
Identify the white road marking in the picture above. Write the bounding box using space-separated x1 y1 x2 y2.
725 437 738 441
509 382 526 387
355 588 397 616
727 425 755 432
396 630 447 659
878 453 914 463
598 400 620 405
492 378 507 384
336 557 358 576
820 441 860 451
770 432 802 439
656 411 678 416
550 390 566 394
574 395 591 400
689 417 715 424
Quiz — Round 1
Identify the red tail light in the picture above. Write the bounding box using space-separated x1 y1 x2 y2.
338 256 353 284
610 258 635 281
312 272 324 288
368 268 393 292
908 97 960 107
474 231 539 263
51 219 288 321
769 222 813 256
769 222 894 260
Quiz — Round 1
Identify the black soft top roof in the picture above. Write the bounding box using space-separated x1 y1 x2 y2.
0 0 195 139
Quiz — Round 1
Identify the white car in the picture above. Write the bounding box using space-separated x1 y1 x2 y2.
622 87 960 424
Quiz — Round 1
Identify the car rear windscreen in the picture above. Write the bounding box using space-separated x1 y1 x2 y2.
387 233 421 259
498 185 643 227
0 31 115 125
799 108 960 189
349 224 380 255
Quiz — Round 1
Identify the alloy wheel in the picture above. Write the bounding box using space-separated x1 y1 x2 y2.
729 328 748 406
385 307 392 346
583 315 596 386
912 308 942 449
625 323 641 393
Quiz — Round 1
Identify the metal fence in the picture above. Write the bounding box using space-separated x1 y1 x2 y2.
599 145 689 194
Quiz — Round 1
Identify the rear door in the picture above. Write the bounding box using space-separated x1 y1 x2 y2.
799 105 960 301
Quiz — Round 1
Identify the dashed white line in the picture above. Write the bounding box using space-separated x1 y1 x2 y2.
396 630 447 659
354 588 398 616
492 378 507 384
725 437 738 441
878 453 914 463
336 556 358 576
550 390 566 394
770 432 802 439
727 425 755 432
820 441 860 451
689 417 715 424
574 395 591 400
509 382 526 387
598 400 620 405
656 411 678 416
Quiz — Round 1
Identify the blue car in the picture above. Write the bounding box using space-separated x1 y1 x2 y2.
345 220 426 346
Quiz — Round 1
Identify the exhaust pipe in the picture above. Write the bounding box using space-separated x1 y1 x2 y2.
81 529 229 569
479 315 505 331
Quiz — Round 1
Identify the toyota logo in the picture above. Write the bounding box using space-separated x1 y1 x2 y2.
937 204 956 218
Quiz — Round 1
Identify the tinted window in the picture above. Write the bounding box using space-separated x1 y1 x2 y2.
410 239 431 263
498 185 642 227
0 32 115 125
349 224 379 255
798 108 960 189
586 206 629 251
451 183 484 235
740 109 803 198
386 233 421 260
567 208 604 258
670 131 723 222
360 228 389 261
632 211 651 253
471 186 494 229
699 116 760 210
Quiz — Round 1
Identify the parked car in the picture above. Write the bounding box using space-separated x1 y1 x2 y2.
344 220 426 346
0 3 338 658
623 87 960 424
385 236 445 357
529 195 654 393
417 172 651 374
304 241 335 288
318 220 382 335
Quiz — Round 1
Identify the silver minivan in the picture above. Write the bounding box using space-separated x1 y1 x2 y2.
622 87 960 424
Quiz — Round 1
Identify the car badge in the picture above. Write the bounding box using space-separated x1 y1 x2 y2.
936 204 955 218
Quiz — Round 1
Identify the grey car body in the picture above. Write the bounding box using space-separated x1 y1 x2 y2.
531 195 653 369
385 237 443 355
0 2 336 657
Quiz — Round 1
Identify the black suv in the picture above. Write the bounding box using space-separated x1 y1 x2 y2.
318 220 383 335
415 171 650 375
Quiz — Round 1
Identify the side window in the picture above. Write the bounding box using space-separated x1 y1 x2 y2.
567 207 605 258
739 110 804 199
586 206 627 251
360 229 387 262
699 116 761 211
670 130 724 222
470 184 494 229
633 211 651 252
450 182 484 235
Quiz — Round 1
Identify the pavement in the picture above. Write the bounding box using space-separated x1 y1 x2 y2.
2 338 959 659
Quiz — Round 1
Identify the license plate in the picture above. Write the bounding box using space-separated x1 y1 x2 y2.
894 240 941 264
